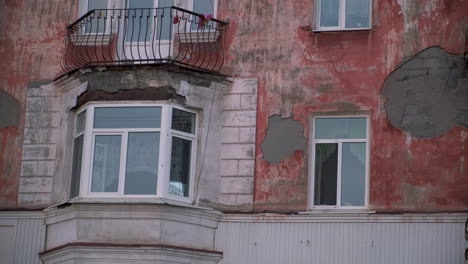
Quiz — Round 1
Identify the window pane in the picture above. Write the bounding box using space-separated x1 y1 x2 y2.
86 0 108 33
94 107 161 128
156 0 174 40
88 0 108 10
341 143 366 206
70 135 84 198
91 135 121 192
346 0 370 28
314 143 338 205
320 0 339 27
192 0 215 29
127 0 154 42
124 132 160 195
76 111 86 135
315 118 366 139
172 109 196 134
169 137 192 197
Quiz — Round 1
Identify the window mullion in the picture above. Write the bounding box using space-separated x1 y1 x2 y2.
118 132 129 195
157 105 171 197
336 142 343 207
81 106 95 197
340 0 346 29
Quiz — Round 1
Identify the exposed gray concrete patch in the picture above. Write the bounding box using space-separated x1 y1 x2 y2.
0 89 20 128
260 115 307 164
76 68 226 93
28 80 51 89
382 46 468 139
74 86 186 109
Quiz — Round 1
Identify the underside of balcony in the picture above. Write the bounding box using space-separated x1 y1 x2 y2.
60 6 228 78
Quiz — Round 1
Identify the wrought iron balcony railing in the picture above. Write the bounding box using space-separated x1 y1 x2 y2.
61 6 228 74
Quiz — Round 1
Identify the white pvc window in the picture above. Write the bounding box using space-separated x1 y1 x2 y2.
310 116 369 209
315 0 371 31
71 103 197 202
80 0 111 34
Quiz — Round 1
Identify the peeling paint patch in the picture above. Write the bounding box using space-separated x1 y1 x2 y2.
260 115 307 164
382 46 468 139
0 89 20 128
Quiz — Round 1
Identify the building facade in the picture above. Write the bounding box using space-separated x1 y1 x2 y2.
0 0 467 263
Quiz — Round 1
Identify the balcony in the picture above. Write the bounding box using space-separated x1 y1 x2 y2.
61 6 228 75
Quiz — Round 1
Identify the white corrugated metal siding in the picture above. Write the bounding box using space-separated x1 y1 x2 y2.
215 214 467 264
0 212 45 264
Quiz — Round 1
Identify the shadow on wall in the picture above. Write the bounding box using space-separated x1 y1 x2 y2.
381 46 468 139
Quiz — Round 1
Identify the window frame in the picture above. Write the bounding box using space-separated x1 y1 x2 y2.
314 0 372 32
72 101 198 203
309 115 370 210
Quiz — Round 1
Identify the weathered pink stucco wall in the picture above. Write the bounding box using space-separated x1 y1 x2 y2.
0 0 76 208
219 0 468 212
0 0 466 212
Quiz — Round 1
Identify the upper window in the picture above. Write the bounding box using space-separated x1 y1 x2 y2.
310 116 369 208
315 0 371 31
70 103 197 202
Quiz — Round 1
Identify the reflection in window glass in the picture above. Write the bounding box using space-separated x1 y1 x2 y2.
94 107 161 128
156 0 174 40
315 118 366 139
124 132 160 195
91 135 121 192
172 109 196 134
76 111 86 135
169 137 192 197
346 0 370 28
192 0 215 29
314 143 338 205
70 135 84 198
341 143 366 206
320 0 340 27
127 0 154 42
86 0 108 33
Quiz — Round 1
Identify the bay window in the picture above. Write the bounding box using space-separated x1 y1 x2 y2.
70 103 197 202
310 116 369 208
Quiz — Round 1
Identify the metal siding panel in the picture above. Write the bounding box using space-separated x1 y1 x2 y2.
13 218 45 264
216 221 466 264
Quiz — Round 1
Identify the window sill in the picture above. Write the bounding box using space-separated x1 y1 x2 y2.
299 209 375 215
66 197 214 211
312 28 371 33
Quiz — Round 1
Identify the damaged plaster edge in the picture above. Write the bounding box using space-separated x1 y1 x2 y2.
260 114 307 165
382 46 464 82
381 46 468 139
72 86 187 111
28 80 52 89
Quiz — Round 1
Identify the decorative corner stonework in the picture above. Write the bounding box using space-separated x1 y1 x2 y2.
19 83 59 207
219 78 258 209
